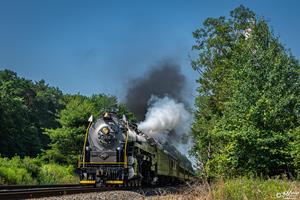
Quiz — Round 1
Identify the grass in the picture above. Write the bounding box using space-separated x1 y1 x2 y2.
145 178 300 200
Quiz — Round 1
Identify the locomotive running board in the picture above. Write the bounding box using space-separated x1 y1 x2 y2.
80 180 96 184
106 180 123 184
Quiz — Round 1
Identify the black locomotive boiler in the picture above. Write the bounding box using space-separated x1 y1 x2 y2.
78 112 194 186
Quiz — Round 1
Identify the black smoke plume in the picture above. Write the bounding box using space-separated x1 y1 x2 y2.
125 61 187 120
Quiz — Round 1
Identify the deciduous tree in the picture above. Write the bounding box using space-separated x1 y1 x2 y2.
191 5 300 178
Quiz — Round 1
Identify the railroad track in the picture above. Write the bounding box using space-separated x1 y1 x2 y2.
0 184 113 199
0 184 184 199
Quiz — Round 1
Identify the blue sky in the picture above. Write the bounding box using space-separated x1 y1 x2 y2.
1 0 299 102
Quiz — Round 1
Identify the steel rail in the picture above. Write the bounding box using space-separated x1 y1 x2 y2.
0 184 81 190
0 183 187 199
0 185 106 199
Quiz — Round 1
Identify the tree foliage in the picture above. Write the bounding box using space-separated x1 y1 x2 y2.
0 69 134 167
0 70 63 157
191 5 300 178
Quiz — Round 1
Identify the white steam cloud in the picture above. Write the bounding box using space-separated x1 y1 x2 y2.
138 96 192 148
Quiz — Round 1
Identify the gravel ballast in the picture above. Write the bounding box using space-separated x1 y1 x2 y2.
30 191 145 200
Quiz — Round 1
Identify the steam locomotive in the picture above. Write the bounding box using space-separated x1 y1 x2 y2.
78 112 194 187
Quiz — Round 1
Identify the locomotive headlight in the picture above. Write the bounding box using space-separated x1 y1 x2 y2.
101 127 110 135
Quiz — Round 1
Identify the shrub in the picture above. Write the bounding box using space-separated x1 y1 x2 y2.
0 155 78 185
38 163 78 184
0 156 36 184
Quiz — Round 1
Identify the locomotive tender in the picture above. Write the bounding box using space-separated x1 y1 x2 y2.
78 112 193 186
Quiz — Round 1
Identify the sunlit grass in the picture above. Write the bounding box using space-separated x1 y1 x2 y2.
146 178 300 200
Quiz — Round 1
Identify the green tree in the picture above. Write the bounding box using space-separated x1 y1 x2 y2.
0 70 63 157
191 5 300 178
